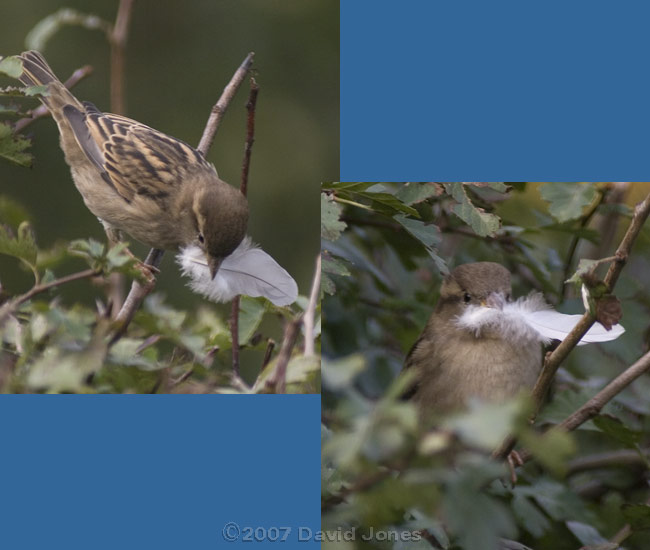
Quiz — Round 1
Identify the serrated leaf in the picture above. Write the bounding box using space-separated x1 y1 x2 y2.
355 191 419 217
321 193 346 241
395 182 443 205
0 122 33 167
394 215 448 275
593 414 642 447
443 183 501 237
238 296 267 344
0 56 22 78
539 182 597 223
0 220 37 266
467 182 510 193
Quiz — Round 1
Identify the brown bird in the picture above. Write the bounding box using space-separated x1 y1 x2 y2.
17 50 248 278
404 262 543 416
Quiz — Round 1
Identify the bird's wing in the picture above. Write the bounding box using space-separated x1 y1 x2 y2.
63 101 214 203
401 333 428 400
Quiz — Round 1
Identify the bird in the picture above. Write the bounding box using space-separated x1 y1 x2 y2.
16 50 248 280
403 261 624 416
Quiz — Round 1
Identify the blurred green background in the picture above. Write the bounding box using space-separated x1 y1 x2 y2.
0 0 336 308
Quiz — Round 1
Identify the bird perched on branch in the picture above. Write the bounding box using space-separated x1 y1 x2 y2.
15 50 296 306
404 262 624 416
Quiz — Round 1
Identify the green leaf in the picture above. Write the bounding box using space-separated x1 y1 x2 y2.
0 122 33 167
25 8 112 51
394 215 448 275
538 182 598 223
354 191 419 217
24 84 49 97
0 220 37 267
321 354 365 390
395 182 443 205
622 503 650 530
238 296 267 344
321 193 346 241
519 427 576 476
593 414 642 447
566 258 600 284
511 491 551 537
443 183 501 237
0 56 22 78
565 520 610 547
0 196 31 226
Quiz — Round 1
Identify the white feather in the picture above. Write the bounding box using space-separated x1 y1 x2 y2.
176 237 298 306
456 292 624 346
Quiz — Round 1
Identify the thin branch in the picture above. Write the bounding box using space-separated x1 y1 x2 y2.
0 268 100 325
109 0 135 115
567 448 650 475
493 191 650 460
272 315 303 393
112 53 254 344
262 339 276 368
230 296 241 376
197 52 255 155
229 75 258 374
13 65 94 133
303 254 321 356
560 186 608 298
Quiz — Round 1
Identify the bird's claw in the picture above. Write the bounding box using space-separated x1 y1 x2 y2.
507 450 524 485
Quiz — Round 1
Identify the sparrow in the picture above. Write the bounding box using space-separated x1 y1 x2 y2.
403 262 624 416
16 50 248 279
404 262 542 415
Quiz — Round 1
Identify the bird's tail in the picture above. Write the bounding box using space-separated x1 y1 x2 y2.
17 50 80 112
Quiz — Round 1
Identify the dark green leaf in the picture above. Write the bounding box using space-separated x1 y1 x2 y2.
0 122 33 167
395 182 443 205
0 220 37 266
593 414 642 447
538 182 598 223
238 296 267 344
321 193 346 241
443 183 501 236
622 503 650 530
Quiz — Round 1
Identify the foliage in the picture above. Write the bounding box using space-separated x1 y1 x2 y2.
321 182 650 549
0 197 320 393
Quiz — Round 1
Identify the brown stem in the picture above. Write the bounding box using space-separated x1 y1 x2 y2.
197 52 255 155
112 53 254 344
0 268 100 325
493 191 650 460
229 75 258 374
272 315 303 393
14 65 94 133
303 254 321 356
230 296 241 376
262 339 276 368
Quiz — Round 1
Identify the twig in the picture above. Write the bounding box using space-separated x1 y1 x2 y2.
230 296 241 376
240 76 258 196
272 315 303 393
303 254 321 356
567 448 650 474
107 0 135 315
112 53 254 344
0 268 100 325
262 339 276 367
13 65 94 133
197 52 255 155
560 186 608 298
493 191 650 461
229 75 258 375
109 0 134 115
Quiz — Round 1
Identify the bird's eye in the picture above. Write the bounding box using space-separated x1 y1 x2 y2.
198 233 205 244
506 292 511 301
463 292 471 303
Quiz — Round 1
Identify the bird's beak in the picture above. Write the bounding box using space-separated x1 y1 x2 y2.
484 292 505 310
208 257 222 279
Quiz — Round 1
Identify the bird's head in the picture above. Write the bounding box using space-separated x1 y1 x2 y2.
440 262 512 311
193 183 249 278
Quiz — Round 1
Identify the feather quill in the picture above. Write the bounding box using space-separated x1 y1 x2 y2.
456 292 624 346
177 237 298 306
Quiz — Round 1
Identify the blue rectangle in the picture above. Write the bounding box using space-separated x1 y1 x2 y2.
341 1 650 180
0 395 320 549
